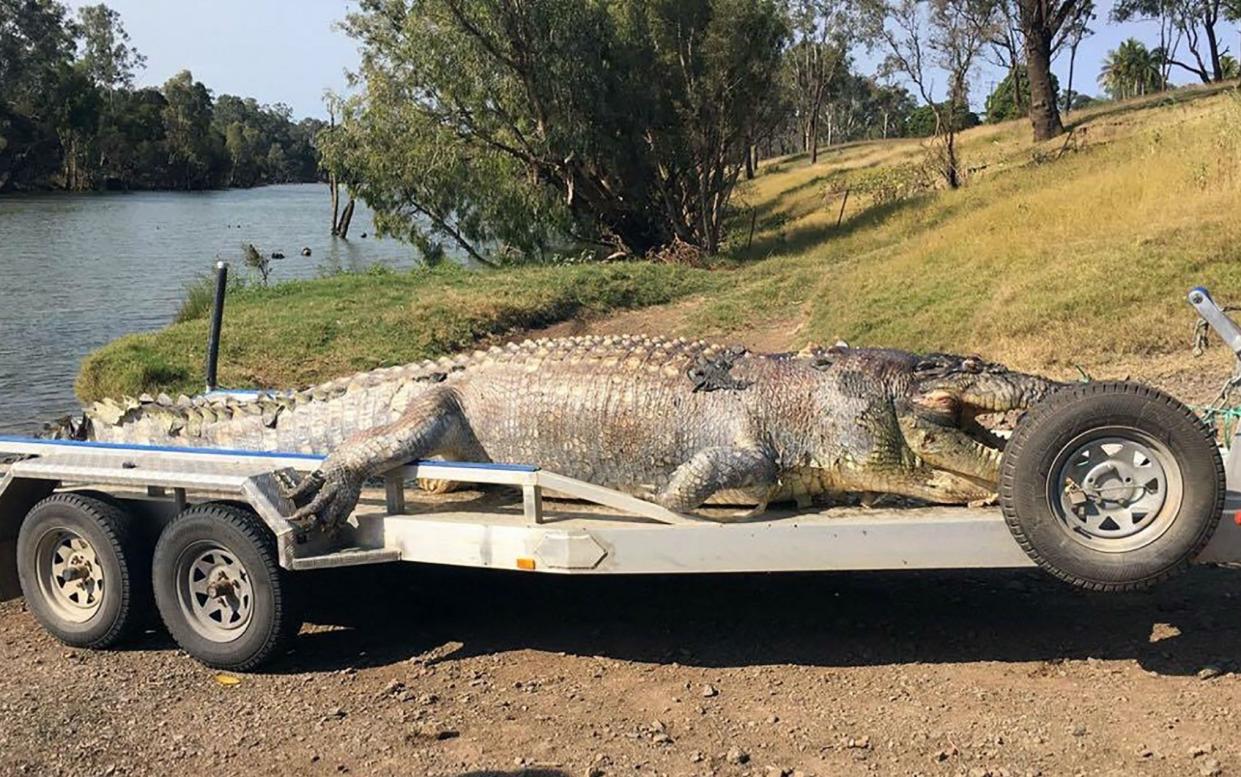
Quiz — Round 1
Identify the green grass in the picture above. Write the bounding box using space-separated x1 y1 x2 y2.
77 263 715 402
80 82 1241 401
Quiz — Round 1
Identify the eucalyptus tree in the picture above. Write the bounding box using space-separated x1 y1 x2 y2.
1014 0 1094 141
324 0 788 262
867 0 998 187
787 0 857 163
1059 0 1094 114
75 3 145 91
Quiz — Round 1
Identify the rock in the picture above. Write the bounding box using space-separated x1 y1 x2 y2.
1070 724 1087 737
406 724 459 743
1189 744 1214 758
270 251 285 259
418 693 439 705
725 747 750 765
383 679 405 695
1136 746 1154 758
1197 665 1224 680
764 767 790 777
689 751 705 763
325 707 346 720
845 736 871 749
360 232 367 238
652 733 672 745
301 247 312 256
932 746 958 762
1200 758 1222 776
701 683 719 698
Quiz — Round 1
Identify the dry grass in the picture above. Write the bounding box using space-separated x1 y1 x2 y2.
705 83 1241 373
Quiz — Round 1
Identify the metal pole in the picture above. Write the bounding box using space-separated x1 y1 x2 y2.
205 261 228 392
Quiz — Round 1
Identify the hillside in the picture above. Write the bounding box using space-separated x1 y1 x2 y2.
78 84 1241 404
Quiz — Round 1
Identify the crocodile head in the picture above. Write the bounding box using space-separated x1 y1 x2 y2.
890 353 1066 501
908 353 1062 424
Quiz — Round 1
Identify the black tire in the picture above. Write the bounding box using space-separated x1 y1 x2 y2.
1000 381 1224 591
16 493 151 648
152 503 300 671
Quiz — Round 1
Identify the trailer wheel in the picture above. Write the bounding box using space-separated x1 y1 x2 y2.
1000 381 1224 591
17 493 150 648
153 503 300 671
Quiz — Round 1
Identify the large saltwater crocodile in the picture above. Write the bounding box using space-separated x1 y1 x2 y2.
68 336 1061 529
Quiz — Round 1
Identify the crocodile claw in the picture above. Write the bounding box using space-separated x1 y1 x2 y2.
286 468 363 532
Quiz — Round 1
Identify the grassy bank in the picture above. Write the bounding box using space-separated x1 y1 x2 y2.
80 83 1241 402
77 263 714 402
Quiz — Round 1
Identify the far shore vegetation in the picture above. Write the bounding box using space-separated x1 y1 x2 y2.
1 3 322 192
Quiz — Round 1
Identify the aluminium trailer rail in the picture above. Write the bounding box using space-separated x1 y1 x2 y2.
3 430 1241 604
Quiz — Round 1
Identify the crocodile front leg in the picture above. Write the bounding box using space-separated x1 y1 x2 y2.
655 445 778 514
289 387 468 531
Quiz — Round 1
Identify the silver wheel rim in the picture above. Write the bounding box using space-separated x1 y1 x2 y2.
175 541 254 643
35 528 105 623
1048 426 1183 553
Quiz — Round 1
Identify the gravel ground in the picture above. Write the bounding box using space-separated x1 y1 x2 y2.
2 561 1240 777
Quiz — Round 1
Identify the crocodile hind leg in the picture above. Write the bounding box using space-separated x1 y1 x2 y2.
288 387 472 531
655 445 778 516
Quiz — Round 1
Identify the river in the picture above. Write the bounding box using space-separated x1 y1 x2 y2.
0 184 419 435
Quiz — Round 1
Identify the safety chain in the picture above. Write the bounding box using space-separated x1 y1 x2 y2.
1191 297 1241 447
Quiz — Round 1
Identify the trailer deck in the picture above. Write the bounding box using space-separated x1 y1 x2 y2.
3 434 1239 593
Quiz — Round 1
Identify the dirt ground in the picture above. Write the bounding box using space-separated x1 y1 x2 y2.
1 560 1240 777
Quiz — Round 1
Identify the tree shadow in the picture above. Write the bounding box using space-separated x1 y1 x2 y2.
268 561 1241 679
733 193 951 263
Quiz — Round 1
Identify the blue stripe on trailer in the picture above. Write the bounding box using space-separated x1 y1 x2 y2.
0 435 540 472
0 434 326 461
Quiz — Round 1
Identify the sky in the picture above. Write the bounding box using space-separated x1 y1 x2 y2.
65 0 1239 118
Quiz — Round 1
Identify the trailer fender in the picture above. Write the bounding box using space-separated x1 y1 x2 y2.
0 473 58 601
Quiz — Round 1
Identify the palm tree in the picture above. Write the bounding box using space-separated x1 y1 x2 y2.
1222 55 1240 81
1098 39 1162 100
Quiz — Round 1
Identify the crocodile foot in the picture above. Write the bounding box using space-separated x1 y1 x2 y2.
284 467 363 532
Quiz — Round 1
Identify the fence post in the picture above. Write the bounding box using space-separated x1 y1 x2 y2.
205 261 229 392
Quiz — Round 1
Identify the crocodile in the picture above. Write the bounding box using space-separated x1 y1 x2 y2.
66 336 1062 529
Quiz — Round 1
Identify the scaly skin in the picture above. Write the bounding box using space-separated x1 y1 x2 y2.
68 336 1063 529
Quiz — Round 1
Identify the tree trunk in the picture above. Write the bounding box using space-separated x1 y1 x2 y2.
337 197 356 239
1012 66 1025 115
808 114 819 164
1023 25 1063 141
944 130 960 189
744 133 754 180
1204 16 1223 81
329 173 340 234
1064 41 1079 115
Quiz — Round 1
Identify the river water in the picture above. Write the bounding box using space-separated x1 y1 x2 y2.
0 184 419 435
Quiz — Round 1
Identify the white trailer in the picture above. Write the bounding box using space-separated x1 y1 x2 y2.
0 287 1237 670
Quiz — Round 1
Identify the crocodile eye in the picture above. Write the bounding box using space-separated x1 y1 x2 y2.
913 389 960 421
